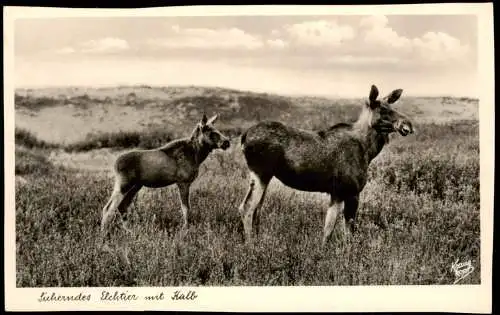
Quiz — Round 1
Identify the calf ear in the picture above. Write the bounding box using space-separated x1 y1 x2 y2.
201 114 208 126
207 114 219 125
385 89 403 104
369 85 379 102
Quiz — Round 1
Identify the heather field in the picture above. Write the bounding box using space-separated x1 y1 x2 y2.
14 86 480 286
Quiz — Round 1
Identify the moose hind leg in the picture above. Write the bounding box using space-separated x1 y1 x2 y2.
322 199 344 247
101 196 113 221
239 180 254 216
343 195 359 234
237 178 254 235
238 171 269 241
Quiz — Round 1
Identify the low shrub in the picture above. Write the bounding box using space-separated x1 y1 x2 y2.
375 152 479 205
64 129 177 152
15 128 59 150
15 147 54 176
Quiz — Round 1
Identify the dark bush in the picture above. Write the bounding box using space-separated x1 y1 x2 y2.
15 128 59 149
15 94 61 110
64 129 176 152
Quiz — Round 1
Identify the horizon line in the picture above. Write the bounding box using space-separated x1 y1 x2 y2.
13 83 480 100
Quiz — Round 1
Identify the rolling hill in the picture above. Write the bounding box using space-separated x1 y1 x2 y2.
15 85 478 145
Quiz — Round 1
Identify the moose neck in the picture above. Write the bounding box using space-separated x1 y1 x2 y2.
365 129 388 162
190 138 213 165
353 109 389 163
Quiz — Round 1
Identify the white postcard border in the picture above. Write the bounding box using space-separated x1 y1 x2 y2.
4 4 494 313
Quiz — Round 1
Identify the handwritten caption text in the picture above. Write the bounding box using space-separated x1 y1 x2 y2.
37 290 198 303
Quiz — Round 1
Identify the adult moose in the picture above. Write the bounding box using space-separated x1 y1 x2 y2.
238 85 414 246
100 114 231 240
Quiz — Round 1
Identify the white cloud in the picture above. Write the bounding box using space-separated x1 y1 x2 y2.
268 15 470 67
359 15 411 50
44 18 471 71
359 15 389 29
54 47 76 55
283 20 355 47
413 31 470 62
79 37 130 53
356 15 470 65
52 37 130 55
365 26 411 50
151 25 264 50
267 38 288 49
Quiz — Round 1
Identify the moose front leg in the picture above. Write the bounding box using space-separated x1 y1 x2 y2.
177 182 191 230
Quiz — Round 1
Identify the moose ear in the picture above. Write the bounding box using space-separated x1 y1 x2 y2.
207 114 218 125
385 89 403 104
369 85 379 102
201 114 208 126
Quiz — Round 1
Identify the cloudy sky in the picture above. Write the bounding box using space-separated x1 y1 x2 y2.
14 15 478 97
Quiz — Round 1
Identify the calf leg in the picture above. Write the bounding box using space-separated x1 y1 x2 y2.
176 182 191 230
101 183 122 237
238 171 269 241
99 193 116 248
101 181 141 238
322 198 344 247
116 184 142 232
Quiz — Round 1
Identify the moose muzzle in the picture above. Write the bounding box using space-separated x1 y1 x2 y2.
395 119 414 136
220 139 231 150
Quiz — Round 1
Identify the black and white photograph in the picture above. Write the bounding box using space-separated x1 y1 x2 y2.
4 4 494 312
